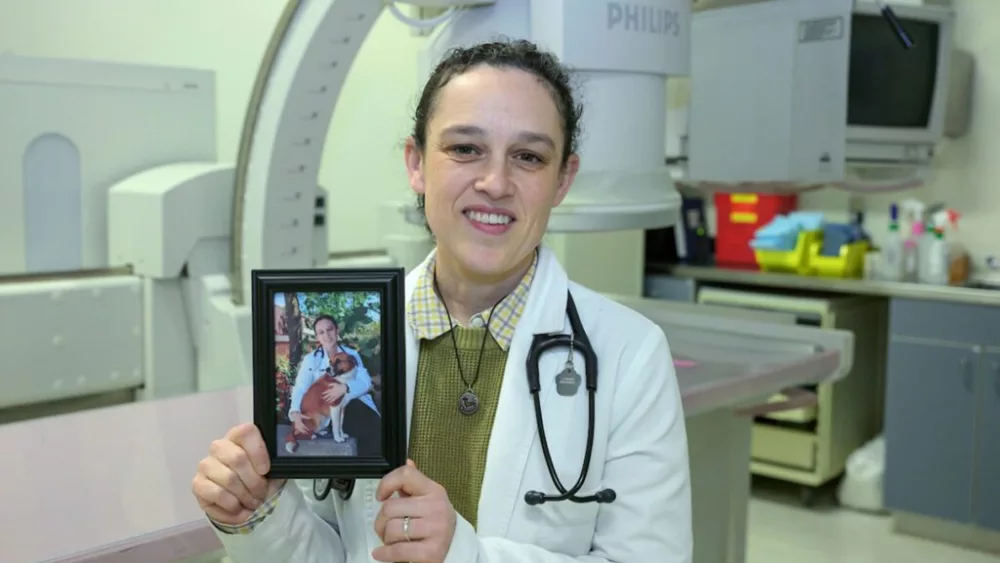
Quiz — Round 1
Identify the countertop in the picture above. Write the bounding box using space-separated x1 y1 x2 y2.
5 340 843 563
652 264 1000 307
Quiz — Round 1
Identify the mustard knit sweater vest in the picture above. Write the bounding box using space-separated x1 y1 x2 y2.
408 326 509 530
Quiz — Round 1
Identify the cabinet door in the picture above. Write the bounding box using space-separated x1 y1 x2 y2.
975 351 1000 532
884 340 977 523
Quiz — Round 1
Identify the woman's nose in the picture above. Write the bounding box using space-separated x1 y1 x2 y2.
475 160 512 198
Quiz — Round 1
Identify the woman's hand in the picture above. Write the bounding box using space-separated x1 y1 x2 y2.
323 381 347 403
191 423 285 526
288 411 308 435
372 460 457 563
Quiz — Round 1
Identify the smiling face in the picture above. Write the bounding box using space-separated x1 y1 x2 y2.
315 318 339 352
404 65 580 282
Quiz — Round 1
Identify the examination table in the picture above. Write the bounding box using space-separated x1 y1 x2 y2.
1 299 852 563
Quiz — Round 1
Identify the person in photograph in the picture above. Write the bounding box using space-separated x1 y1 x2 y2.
286 313 382 458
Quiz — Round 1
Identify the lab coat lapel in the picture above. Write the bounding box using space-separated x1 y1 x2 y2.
476 246 568 537
404 323 418 447
403 257 429 447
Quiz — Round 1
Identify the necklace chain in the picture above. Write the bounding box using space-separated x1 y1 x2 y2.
432 273 502 413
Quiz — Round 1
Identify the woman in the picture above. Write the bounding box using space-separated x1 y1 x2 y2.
286 314 381 456
191 38 692 563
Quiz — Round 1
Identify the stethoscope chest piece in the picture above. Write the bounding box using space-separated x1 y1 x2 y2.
555 360 582 396
313 478 355 501
554 331 582 397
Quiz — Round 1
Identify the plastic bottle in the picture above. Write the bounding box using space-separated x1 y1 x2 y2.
920 228 950 285
880 203 904 281
899 199 927 283
918 208 963 285
901 221 923 282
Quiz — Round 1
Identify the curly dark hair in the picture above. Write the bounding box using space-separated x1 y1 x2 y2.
312 314 338 331
410 38 585 231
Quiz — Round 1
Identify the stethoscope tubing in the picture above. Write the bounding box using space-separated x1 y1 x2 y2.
529 384 598 501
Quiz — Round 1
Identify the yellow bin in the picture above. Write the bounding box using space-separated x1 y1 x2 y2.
754 231 820 275
807 239 870 278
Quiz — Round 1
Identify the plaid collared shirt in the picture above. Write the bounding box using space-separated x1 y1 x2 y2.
211 250 538 535
406 250 538 351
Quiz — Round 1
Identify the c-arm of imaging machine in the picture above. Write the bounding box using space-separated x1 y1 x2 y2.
116 0 700 396
0 0 862 417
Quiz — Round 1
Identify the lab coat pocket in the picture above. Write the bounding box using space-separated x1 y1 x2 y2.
518 421 602 529
529 495 600 526
519 499 599 557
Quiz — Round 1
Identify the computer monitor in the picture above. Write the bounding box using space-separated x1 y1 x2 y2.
845 2 954 164
684 0 963 185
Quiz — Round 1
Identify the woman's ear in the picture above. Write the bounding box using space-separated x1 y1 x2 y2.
403 137 426 196
553 153 581 206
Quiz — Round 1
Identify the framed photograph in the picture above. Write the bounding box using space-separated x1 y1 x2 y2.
251 267 407 479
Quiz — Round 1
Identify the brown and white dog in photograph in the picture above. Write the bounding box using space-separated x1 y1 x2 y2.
286 351 358 453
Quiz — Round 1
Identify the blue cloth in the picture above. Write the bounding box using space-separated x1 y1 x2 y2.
820 226 850 256
750 213 872 257
751 233 798 250
754 212 826 239
820 223 865 256
787 212 825 232
751 212 827 251
755 218 793 238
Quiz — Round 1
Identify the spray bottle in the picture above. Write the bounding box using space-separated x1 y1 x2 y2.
919 208 962 285
880 202 904 281
899 198 927 282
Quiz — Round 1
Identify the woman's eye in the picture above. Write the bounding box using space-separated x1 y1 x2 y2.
450 145 479 156
516 152 543 164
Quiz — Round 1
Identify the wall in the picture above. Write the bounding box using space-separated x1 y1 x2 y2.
1 0 424 256
797 0 999 274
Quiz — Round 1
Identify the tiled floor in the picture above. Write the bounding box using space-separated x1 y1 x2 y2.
746 481 1000 563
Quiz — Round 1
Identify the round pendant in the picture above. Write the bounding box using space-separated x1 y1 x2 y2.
458 389 480 415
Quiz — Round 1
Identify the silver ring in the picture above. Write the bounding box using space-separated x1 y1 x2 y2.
402 515 412 542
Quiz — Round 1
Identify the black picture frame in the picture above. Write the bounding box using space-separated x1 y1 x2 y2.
251 267 407 480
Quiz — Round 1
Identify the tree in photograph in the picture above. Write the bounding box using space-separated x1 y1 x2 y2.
284 292 304 370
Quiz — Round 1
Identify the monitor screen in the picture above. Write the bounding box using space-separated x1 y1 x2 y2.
847 14 940 128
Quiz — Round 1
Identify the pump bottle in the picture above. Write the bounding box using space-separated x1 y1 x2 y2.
880 203 904 281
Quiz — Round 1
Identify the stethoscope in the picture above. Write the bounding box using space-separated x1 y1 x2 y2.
314 290 616 506
523 290 616 506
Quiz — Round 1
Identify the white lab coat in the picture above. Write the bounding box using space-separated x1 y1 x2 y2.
215 245 692 563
